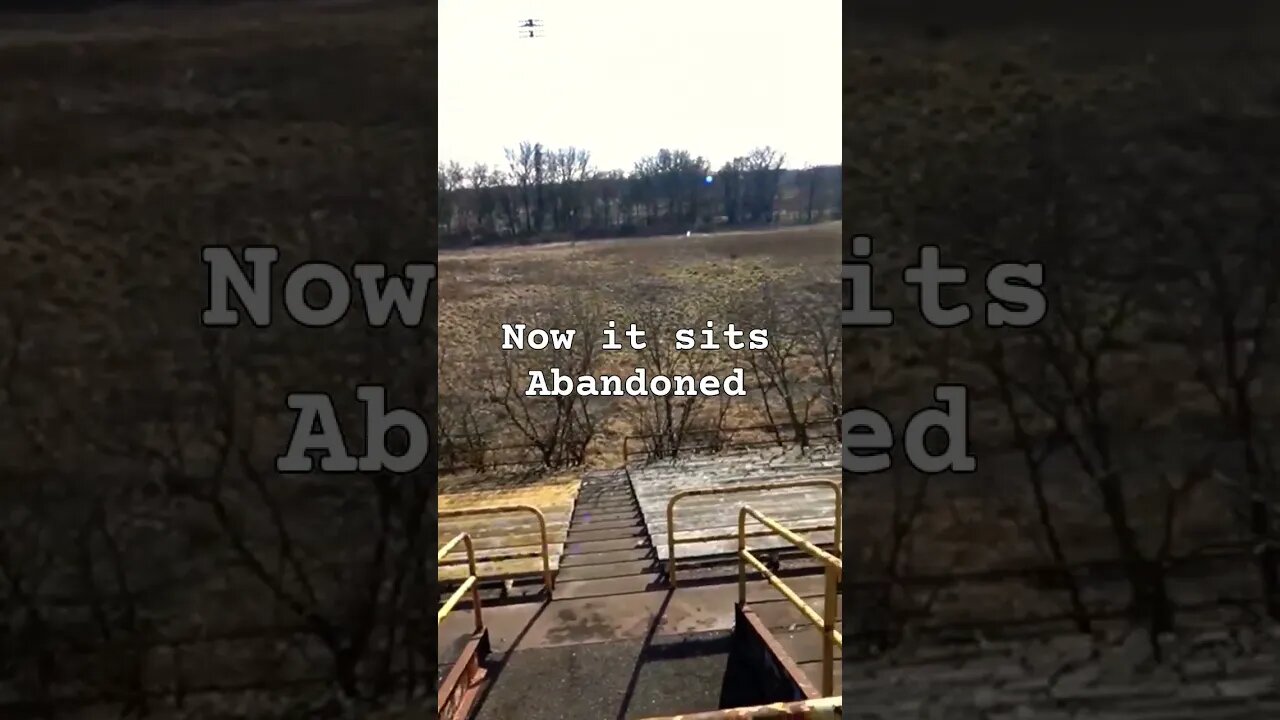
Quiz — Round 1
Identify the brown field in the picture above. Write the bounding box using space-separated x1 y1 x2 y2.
438 222 841 473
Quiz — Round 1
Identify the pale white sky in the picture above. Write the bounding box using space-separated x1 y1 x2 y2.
438 0 842 173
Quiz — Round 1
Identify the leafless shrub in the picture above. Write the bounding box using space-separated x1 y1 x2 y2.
1163 142 1280 619
620 302 722 459
480 300 601 469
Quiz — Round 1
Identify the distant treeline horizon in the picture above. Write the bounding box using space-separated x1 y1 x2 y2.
438 142 841 249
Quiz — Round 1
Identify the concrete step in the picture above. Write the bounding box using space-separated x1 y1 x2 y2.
570 509 642 524
567 516 643 531
556 559 657 583
574 500 638 515
553 574 662 600
562 535 647 554
576 487 635 501
558 547 654 568
566 525 645 543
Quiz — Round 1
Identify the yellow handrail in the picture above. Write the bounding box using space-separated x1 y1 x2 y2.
436 532 483 633
738 505 842 697
439 504 556 591
637 695 841 719
666 479 841 586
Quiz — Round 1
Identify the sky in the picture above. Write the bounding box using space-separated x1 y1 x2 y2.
438 0 842 173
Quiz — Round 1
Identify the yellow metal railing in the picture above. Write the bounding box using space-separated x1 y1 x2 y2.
436 532 483 633
666 479 841 587
638 696 842 720
739 505 842 697
439 504 556 592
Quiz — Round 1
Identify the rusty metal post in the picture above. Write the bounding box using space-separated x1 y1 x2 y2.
738 507 748 606
465 534 483 633
667 496 678 587
536 512 554 592
821 561 837 696
832 483 843 558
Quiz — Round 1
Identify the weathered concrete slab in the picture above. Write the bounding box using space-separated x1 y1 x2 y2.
773 625 842 665
652 577 836 637
628 445 841 563
625 631 733 717
437 600 544 666
518 590 671 649
801 660 841 699
472 640 646 720
751 596 843 631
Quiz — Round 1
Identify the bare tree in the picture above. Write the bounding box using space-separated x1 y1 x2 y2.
438 341 499 471
482 302 600 468
466 163 499 239
743 283 823 448
795 279 842 425
505 142 541 235
980 338 1091 632
845 465 938 654
549 147 592 233
623 303 719 459
1015 222 1177 642
437 161 465 235
1177 193 1280 619
441 143 841 246
798 164 823 224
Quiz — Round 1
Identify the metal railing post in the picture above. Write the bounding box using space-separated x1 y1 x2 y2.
737 510 747 606
821 561 837 696
833 491 842 559
536 511 553 591
467 534 483 633
667 499 678 587
736 504 842 701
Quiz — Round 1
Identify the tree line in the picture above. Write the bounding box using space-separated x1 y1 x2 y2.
438 142 841 248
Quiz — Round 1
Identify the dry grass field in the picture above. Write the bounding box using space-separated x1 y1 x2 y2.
438 222 841 473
